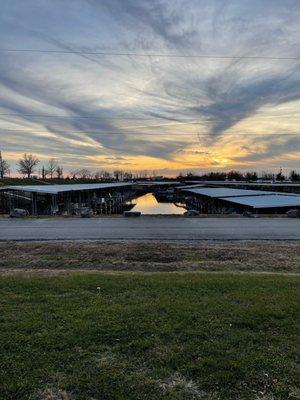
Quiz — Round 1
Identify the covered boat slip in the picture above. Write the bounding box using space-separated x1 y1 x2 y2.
182 187 300 214
1 182 300 216
0 183 136 215
219 195 300 213
0 182 180 216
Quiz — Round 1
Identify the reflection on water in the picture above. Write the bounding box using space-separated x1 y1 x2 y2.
132 193 184 215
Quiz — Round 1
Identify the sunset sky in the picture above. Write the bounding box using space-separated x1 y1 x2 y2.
0 0 299 176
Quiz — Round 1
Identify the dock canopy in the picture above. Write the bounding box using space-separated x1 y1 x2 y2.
181 187 300 213
182 187 281 198
219 195 300 209
0 182 133 194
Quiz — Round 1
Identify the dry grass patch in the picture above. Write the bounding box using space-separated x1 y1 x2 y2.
158 373 219 399
0 241 299 273
37 388 74 400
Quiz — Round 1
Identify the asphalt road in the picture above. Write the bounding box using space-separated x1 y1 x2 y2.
0 217 299 241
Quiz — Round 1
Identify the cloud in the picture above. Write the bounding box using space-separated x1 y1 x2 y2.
0 0 299 171
104 156 131 161
190 67 300 139
232 134 300 162
0 55 185 160
88 0 198 50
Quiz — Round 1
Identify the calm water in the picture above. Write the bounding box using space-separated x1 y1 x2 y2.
131 193 185 215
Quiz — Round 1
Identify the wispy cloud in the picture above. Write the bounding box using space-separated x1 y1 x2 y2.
0 0 299 171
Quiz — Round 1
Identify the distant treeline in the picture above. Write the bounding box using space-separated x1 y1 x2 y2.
180 169 300 182
0 151 299 182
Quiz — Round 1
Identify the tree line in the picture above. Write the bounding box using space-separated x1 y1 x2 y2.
0 151 299 182
0 152 155 181
180 169 300 182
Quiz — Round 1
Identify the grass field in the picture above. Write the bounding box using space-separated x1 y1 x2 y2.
0 271 299 400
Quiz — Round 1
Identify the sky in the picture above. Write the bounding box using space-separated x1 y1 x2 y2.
0 0 300 176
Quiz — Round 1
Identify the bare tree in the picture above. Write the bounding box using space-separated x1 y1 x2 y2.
56 166 64 179
276 168 285 182
93 170 112 181
101 170 111 180
94 171 102 181
290 170 300 182
70 170 78 179
261 171 275 181
75 169 92 179
0 151 10 179
41 166 49 179
244 171 258 181
47 158 58 179
113 170 119 181
113 170 125 181
18 153 40 178
124 171 133 180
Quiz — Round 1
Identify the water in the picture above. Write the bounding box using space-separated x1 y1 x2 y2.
131 193 185 215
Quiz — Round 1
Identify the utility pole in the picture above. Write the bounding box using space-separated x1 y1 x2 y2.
0 151 3 179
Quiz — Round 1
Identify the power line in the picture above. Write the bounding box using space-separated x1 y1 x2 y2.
1 128 299 135
0 48 299 60
0 113 299 121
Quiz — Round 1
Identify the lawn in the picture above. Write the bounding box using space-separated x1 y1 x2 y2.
0 272 299 400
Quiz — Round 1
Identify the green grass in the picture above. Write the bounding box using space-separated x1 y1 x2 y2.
0 273 299 400
0 178 43 186
0 178 112 187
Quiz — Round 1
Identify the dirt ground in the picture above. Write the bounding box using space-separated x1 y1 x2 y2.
0 240 299 275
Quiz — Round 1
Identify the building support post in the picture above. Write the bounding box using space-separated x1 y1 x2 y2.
51 194 58 215
32 192 37 216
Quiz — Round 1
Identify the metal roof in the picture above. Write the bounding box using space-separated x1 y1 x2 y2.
138 181 179 186
185 180 300 187
1 182 133 194
183 187 280 198
177 184 205 189
0 181 180 194
219 195 300 209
